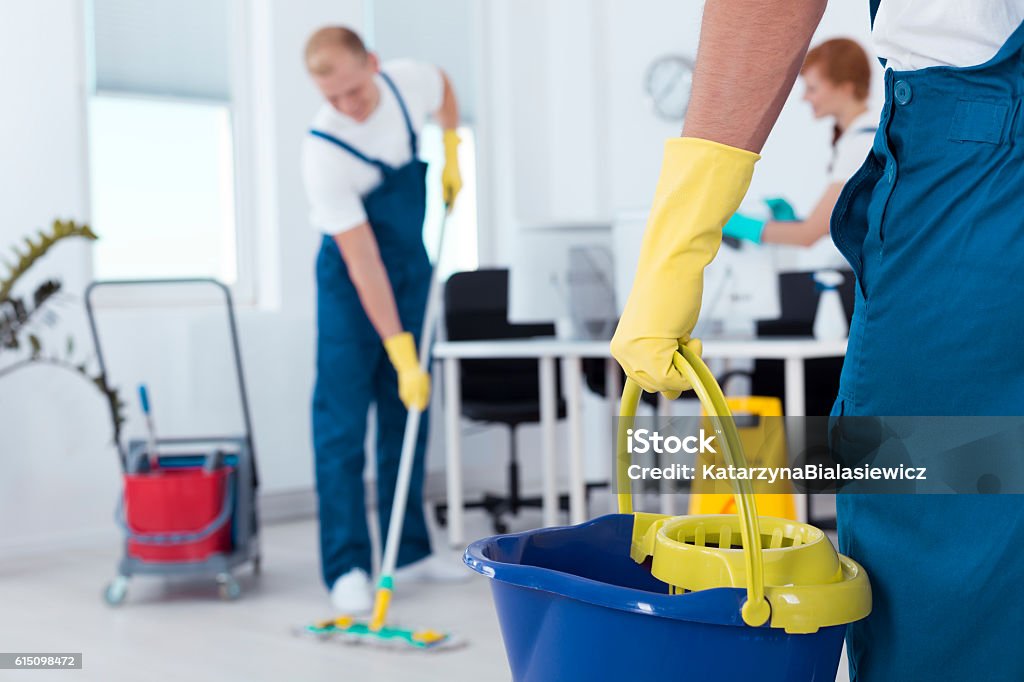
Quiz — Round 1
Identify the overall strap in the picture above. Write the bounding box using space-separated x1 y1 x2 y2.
869 0 887 67
979 18 1024 67
379 71 418 156
309 129 395 174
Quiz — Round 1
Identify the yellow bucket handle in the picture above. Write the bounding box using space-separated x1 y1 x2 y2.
616 345 771 627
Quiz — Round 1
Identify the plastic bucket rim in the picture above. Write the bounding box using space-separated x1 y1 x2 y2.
466 514 775 629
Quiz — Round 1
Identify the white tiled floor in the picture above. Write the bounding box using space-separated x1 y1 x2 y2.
0 499 849 682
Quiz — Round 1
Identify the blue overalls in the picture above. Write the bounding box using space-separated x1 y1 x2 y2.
310 72 432 588
831 7 1024 679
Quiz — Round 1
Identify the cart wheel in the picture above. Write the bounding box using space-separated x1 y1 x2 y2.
217 574 242 601
104 576 129 607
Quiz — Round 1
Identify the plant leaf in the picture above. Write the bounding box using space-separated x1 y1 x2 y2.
28 333 41 357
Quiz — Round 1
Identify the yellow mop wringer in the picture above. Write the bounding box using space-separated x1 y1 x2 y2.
303 207 458 651
620 345 870 633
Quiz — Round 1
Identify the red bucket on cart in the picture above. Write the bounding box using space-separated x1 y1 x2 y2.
122 466 235 563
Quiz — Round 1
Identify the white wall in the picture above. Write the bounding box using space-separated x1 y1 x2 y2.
0 0 367 553
0 0 112 553
478 0 884 257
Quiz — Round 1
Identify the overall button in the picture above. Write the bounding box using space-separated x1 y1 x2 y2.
894 80 912 105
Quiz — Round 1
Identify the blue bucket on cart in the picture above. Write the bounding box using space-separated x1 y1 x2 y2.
465 514 845 682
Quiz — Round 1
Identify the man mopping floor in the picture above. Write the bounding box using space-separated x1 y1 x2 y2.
301 26 467 617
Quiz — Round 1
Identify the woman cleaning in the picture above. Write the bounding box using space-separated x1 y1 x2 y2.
723 38 878 271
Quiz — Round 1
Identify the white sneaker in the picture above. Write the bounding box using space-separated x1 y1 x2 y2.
393 553 470 584
330 568 372 614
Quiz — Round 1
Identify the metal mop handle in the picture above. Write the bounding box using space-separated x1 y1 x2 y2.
369 206 452 631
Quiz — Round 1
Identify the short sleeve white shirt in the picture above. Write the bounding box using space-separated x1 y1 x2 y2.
302 59 443 235
827 110 878 185
873 1 1024 71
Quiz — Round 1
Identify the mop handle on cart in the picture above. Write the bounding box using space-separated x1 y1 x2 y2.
615 344 771 627
138 384 159 470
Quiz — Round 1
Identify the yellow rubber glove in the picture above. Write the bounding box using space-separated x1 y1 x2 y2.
610 137 760 398
383 332 430 410
441 129 463 208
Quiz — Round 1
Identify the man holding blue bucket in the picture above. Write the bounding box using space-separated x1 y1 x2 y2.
612 1 1024 679
302 26 466 614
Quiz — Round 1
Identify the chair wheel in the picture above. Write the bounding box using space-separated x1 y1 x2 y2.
493 520 509 534
435 506 448 527
103 576 129 606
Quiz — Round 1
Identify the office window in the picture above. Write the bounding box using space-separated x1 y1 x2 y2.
86 0 242 286
420 123 478 278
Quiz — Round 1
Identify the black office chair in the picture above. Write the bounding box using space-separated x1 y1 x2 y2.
435 268 595 534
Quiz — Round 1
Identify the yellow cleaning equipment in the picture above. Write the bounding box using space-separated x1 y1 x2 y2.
620 346 870 632
301 206 459 652
466 344 870 680
688 394 797 520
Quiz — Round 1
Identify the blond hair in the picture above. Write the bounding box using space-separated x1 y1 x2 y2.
304 26 367 75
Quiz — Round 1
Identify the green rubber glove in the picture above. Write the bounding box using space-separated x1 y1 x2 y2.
764 196 797 221
611 137 760 398
723 212 766 244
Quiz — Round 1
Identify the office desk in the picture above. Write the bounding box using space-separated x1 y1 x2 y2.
433 336 847 547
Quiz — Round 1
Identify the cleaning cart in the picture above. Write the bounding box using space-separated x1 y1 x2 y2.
465 346 871 681
86 279 260 605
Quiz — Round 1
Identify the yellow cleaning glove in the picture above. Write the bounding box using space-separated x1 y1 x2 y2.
384 332 430 410
610 137 760 398
441 129 463 208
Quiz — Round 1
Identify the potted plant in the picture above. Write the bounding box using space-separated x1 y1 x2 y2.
0 219 124 441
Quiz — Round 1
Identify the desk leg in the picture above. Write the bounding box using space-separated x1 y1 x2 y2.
783 357 806 417
539 356 558 527
657 393 677 516
783 357 808 523
443 358 465 547
605 359 621 514
563 355 586 524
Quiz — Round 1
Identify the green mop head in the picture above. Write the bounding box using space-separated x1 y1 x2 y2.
301 616 461 652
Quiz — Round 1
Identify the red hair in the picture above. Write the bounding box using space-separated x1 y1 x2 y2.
802 38 871 101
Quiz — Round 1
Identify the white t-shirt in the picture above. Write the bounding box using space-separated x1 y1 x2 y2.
873 1 1024 70
799 110 878 270
827 110 878 185
302 59 443 235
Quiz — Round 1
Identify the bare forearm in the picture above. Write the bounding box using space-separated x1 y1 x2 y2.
334 225 402 339
683 0 826 152
437 70 459 130
761 219 824 246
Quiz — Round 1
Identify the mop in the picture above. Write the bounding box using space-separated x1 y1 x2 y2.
300 205 460 651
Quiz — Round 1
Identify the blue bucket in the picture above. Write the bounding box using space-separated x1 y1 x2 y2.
464 514 846 682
